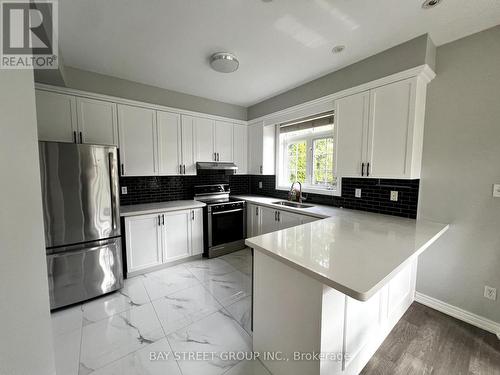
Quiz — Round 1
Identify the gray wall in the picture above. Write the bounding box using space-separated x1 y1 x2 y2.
38 66 247 121
248 34 435 119
0 70 56 374
417 25 500 323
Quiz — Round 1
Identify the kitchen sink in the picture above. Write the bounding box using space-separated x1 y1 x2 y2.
272 201 314 209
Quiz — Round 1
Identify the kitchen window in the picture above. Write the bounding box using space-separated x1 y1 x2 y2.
276 111 336 195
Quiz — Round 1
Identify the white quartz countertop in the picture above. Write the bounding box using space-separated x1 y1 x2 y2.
245 207 449 301
120 200 205 217
232 195 342 218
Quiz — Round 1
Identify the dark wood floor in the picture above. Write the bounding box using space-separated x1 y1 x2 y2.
361 302 500 375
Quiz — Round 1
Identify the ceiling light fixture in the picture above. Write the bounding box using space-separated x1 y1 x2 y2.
422 0 442 9
331 45 346 54
209 52 239 73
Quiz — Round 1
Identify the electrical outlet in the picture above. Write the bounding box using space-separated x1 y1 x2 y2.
121 186 128 195
259 181 263 189
355 188 362 198
484 286 497 301
390 191 399 201
493 184 500 198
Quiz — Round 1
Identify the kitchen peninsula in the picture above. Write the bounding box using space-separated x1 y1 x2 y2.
245 210 448 375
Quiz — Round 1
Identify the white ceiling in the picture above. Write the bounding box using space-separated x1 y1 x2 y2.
59 0 500 107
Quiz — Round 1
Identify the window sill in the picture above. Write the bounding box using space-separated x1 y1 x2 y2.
276 185 340 197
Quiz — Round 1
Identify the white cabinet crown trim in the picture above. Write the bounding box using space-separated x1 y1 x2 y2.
248 64 435 126
34 83 248 126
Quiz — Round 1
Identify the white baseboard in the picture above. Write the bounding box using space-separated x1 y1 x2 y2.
415 292 500 340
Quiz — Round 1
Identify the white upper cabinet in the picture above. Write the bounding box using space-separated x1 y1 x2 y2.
193 116 216 162
36 90 77 143
157 111 182 175
233 124 248 174
118 104 157 176
180 115 196 175
335 91 370 178
367 78 418 178
76 97 118 146
248 121 275 175
214 120 233 162
335 77 427 179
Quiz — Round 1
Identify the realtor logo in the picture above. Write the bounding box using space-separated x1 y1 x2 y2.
1 0 58 69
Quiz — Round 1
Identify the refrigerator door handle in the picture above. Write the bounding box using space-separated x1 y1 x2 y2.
108 152 119 231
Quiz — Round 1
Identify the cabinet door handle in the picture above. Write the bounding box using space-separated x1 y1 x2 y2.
183 165 186 174
191 210 195 221
367 162 370 177
255 206 259 216
121 163 124 176
278 211 281 222
361 163 365 177
260 165 263 174
213 152 216 161
179 164 182 174
79 131 83 144
73 131 77 143
274 211 278 221
158 215 161 226
162 214 165 225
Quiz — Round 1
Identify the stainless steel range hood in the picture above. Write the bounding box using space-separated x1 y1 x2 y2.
196 162 238 175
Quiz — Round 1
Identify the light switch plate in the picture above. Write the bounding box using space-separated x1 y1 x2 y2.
355 188 361 198
493 184 500 198
121 186 128 195
390 191 399 201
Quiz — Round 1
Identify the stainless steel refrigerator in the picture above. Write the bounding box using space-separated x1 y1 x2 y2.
39 141 123 309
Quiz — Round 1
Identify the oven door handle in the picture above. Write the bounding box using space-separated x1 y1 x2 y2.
211 208 245 215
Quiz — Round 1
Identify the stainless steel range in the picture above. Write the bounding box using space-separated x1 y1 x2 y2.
194 184 246 258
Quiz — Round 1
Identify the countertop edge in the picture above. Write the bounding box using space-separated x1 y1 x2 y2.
232 195 330 219
247 240 366 300
246 222 450 302
120 201 206 217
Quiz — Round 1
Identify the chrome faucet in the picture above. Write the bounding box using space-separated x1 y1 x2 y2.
288 181 302 203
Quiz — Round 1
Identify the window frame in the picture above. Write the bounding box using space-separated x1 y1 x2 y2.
276 123 338 196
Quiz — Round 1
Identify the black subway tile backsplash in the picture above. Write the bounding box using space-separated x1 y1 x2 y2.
248 175 419 219
120 174 419 219
120 174 250 206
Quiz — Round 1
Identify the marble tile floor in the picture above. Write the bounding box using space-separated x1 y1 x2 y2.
51 248 271 375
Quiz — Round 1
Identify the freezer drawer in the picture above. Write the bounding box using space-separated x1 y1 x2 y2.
47 237 123 309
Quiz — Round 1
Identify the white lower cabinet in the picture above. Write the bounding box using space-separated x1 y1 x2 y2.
162 210 191 262
246 203 319 237
191 208 204 255
124 213 163 274
124 208 203 275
